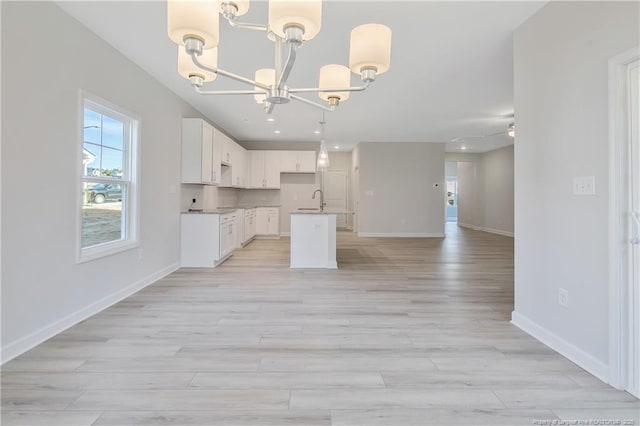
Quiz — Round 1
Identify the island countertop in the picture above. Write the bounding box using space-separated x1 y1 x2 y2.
290 211 352 215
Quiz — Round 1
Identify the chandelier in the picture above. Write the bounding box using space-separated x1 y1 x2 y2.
168 0 392 113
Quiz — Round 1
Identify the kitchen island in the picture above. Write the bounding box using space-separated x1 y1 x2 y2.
290 212 338 269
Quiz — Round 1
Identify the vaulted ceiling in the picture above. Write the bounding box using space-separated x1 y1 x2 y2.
58 1 546 152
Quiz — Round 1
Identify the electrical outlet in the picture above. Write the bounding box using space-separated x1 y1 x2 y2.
558 288 569 307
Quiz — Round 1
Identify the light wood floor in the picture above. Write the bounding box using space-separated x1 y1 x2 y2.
2 224 638 425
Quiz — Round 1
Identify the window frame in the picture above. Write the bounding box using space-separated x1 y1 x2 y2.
77 91 140 263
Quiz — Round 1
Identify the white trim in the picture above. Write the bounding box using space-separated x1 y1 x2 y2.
608 47 640 394
457 222 481 231
77 90 141 264
457 222 514 237
511 311 609 383
479 227 514 238
357 232 445 238
0 262 180 364
280 232 291 237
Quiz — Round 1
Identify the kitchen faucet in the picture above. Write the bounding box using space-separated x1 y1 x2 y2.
312 189 325 212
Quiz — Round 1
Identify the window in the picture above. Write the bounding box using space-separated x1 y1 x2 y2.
79 94 139 262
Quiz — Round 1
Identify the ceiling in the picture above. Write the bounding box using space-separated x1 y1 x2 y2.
57 1 546 153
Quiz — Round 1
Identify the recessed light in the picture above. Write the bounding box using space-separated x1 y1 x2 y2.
274 130 281 134
334 145 339 149
461 146 467 150
267 118 275 122
314 130 320 134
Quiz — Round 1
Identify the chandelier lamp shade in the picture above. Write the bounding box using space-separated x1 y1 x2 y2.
317 113 330 169
167 0 392 113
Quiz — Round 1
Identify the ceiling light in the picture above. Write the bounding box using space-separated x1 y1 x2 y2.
314 130 320 134
168 0 392 113
334 145 340 149
461 146 467 150
274 130 281 134
508 122 515 138
267 117 275 122
254 68 276 104
178 47 218 83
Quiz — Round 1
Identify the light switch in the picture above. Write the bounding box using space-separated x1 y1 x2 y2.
573 176 595 195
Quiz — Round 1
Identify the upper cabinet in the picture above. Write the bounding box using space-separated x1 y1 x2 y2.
181 118 218 185
231 143 246 188
221 132 234 165
281 151 316 173
250 151 281 189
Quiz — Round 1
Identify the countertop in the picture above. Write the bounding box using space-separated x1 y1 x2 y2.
220 205 281 209
291 211 353 215
181 208 238 214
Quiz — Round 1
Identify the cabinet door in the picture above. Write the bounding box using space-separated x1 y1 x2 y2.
280 151 298 172
264 151 281 188
250 151 265 188
297 151 316 173
211 129 222 185
231 143 245 187
200 122 214 184
244 216 251 242
267 210 279 235
222 134 233 165
256 208 268 235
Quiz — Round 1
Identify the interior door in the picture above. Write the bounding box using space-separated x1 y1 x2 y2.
323 170 348 228
629 59 640 397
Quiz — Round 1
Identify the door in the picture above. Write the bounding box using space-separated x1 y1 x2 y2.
324 170 348 228
629 59 640 397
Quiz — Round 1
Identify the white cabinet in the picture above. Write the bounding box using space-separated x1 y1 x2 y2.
221 133 234 165
250 151 281 189
256 207 279 237
232 143 246 188
280 151 316 173
235 209 245 248
219 212 236 259
243 208 256 244
181 118 218 184
180 212 235 267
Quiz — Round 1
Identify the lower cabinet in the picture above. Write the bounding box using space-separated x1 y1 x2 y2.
243 208 256 244
256 207 279 237
180 212 236 267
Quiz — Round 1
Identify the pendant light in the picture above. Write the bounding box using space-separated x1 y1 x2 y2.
317 112 330 170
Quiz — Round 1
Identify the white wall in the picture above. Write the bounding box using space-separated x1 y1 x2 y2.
454 146 514 236
1 2 204 361
457 160 480 227
513 1 639 379
357 143 445 237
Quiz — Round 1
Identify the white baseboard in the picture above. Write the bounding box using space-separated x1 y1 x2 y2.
357 232 445 238
511 311 609 383
481 227 514 238
457 222 514 237
457 222 481 230
279 232 290 237
1 262 180 364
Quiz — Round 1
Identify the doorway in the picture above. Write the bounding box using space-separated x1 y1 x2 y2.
445 162 458 223
609 50 639 398
323 170 349 229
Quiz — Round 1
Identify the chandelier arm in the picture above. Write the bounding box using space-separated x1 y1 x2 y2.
289 84 370 94
224 17 268 32
290 94 336 112
194 87 267 95
276 43 298 89
190 52 270 90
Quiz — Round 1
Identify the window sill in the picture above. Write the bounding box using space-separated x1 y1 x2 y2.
77 240 139 264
